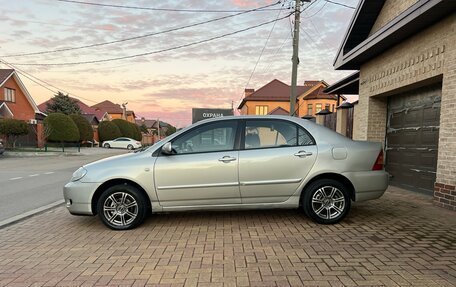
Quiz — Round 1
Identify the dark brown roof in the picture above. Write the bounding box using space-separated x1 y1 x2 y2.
238 79 313 109
303 86 338 100
91 100 123 114
268 107 289 115
0 69 14 85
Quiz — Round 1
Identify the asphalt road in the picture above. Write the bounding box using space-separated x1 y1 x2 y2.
0 149 126 222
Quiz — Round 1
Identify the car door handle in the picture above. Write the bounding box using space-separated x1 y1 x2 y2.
294 151 313 157
218 156 237 163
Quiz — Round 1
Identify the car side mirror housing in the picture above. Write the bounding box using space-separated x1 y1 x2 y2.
162 142 173 155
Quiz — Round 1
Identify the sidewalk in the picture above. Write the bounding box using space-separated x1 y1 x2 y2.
0 186 455 286
3 147 129 158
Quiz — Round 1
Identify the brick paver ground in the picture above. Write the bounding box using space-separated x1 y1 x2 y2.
0 187 455 287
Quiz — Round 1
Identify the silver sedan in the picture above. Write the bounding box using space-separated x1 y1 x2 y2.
64 116 388 230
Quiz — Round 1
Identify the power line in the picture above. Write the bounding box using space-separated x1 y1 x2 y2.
1 1 282 58
8 13 293 67
241 4 285 100
324 0 355 9
55 0 285 13
0 59 98 104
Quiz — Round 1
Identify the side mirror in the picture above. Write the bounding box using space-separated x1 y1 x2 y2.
161 142 173 155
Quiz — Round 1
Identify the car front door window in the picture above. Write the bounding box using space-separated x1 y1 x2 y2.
172 121 238 154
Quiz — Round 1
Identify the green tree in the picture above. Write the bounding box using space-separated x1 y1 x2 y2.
165 125 177 136
46 92 81 115
69 114 93 142
132 123 142 141
44 113 80 142
98 121 121 142
0 119 29 148
112 119 136 139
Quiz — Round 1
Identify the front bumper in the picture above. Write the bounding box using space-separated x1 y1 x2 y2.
342 171 389 202
63 181 101 215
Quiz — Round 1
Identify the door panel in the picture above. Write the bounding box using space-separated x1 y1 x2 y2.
154 151 240 206
386 83 441 193
239 119 317 203
154 120 241 207
239 146 317 203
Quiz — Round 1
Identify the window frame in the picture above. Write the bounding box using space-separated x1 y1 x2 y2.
255 105 269 115
307 104 313 115
4 88 16 103
160 120 241 156
240 119 316 151
315 103 322 113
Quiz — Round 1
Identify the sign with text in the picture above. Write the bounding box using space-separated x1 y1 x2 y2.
192 108 234 123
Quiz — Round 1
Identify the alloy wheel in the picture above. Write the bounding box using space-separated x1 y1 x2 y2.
311 186 346 220
103 192 138 227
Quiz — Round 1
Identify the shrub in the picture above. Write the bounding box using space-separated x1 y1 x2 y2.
98 121 121 142
44 113 80 142
0 119 29 148
69 114 93 142
132 123 142 141
112 119 136 139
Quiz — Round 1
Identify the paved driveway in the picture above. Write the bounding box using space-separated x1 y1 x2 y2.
0 187 455 287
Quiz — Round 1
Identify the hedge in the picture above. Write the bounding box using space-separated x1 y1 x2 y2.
69 114 93 142
112 119 142 141
98 121 121 142
44 113 80 142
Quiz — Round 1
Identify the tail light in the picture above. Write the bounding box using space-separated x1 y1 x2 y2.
372 150 384 171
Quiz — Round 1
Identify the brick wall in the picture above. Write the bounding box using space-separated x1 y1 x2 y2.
1 76 36 121
434 184 456 211
369 0 419 36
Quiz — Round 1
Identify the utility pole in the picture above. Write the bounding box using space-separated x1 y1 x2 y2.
290 0 308 116
157 118 161 139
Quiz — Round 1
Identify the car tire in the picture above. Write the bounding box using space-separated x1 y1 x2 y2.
104 143 110 148
97 184 148 230
127 144 134 150
302 179 351 224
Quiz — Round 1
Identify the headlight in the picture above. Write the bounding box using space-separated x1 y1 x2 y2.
71 167 87 182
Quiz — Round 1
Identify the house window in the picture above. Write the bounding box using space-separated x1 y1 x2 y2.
325 104 330 111
4 88 15 102
255 105 268 115
315 104 322 113
307 104 313 115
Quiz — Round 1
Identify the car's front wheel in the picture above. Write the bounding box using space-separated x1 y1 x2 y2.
302 179 351 224
104 143 110 148
97 184 148 230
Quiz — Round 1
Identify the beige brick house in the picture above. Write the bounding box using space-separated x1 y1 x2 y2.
325 0 456 210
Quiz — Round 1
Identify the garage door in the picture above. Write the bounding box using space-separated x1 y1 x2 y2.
386 83 441 193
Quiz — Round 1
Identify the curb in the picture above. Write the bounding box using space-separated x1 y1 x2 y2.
0 200 65 229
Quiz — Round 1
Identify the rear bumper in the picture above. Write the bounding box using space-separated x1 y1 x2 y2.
63 181 101 215
342 171 389 201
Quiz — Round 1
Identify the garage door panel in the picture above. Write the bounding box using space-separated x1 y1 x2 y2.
386 83 441 194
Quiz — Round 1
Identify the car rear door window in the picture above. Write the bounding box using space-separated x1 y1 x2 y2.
244 120 314 149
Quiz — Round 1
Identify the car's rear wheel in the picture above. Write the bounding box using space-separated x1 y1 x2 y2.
302 179 351 224
104 143 110 148
127 144 134 150
97 184 148 230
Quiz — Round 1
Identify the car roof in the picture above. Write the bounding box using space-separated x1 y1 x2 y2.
187 115 351 145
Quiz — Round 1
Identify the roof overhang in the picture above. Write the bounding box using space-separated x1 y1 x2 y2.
0 102 14 118
334 0 456 70
323 71 360 95
1 71 41 113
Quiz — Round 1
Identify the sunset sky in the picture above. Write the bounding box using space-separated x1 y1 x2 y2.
0 0 359 127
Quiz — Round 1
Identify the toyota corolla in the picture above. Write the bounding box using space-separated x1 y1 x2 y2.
64 116 388 230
